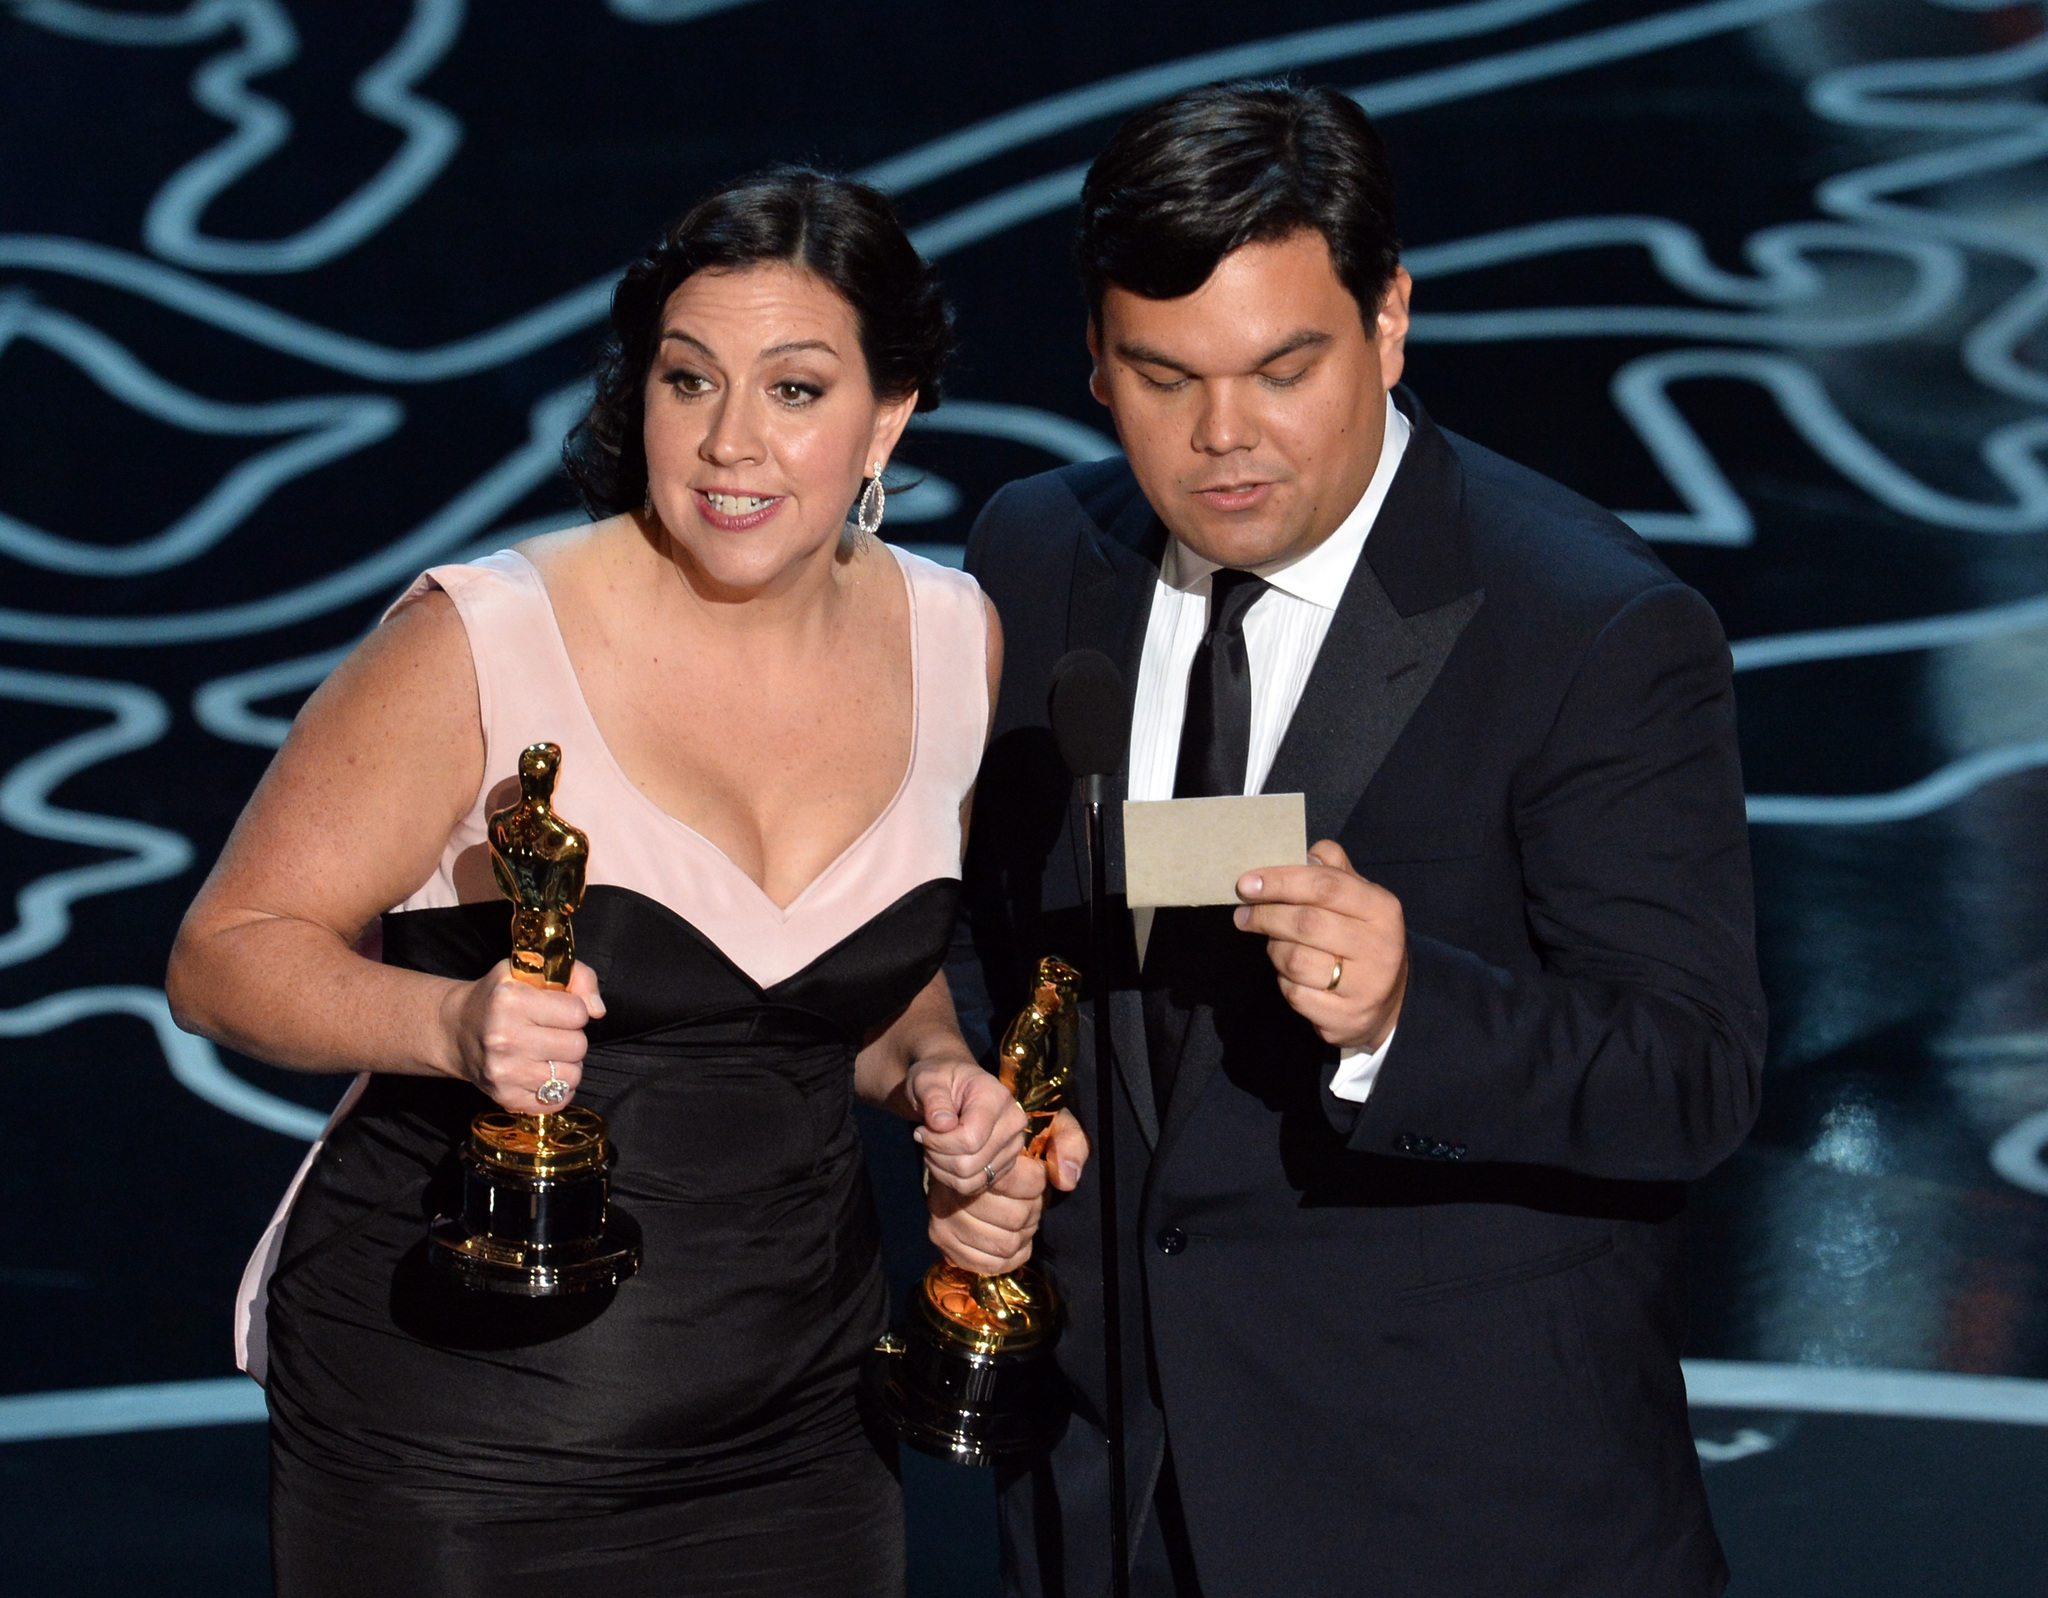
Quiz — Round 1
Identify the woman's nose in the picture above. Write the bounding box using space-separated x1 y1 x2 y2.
700 392 766 465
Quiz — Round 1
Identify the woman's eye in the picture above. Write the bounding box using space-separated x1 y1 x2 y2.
662 368 713 396
773 381 823 405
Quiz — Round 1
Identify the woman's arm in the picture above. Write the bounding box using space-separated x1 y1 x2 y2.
165 592 602 1113
855 967 1048 1275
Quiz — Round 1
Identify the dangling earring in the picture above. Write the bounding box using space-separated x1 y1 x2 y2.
856 464 886 538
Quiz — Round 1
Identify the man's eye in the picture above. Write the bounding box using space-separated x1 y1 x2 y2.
1136 369 1189 392
1261 368 1309 388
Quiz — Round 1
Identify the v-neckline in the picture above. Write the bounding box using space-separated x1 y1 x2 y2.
507 546 922 922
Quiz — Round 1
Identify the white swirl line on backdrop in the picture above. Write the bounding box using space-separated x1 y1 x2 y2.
0 378 591 644
861 0 1594 193
11 0 467 274
9 1359 2048 1445
0 293 401 575
606 0 767 18
1406 218 1965 349
0 669 190 969
902 0 1831 258
0 985 328 1138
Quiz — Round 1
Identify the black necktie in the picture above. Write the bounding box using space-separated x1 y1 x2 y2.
1173 569 1270 798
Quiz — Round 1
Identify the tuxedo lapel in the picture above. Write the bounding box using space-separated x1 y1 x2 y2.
1261 568 1483 842
1061 473 1167 1146
1152 391 1483 1168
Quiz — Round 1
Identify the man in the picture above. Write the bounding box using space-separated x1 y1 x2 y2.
953 83 1765 1597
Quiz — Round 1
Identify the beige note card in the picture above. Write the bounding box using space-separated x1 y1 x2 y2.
1122 793 1309 908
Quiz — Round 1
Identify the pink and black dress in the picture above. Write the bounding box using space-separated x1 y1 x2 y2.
247 547 987 1596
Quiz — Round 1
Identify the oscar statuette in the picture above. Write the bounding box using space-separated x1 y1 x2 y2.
863 955 1078 1465
426 742 641 1296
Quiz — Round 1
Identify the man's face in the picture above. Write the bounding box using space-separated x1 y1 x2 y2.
1088 231 1411 570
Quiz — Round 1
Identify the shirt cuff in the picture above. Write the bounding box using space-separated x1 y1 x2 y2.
1328 1024 1397 1104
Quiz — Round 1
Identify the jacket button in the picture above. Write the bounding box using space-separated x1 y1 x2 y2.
1156 1227 1188 1256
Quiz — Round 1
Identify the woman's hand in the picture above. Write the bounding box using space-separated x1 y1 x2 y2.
907 1054 1029 1195
929 1154 1045 1275
926 1110 1091 1273
441 960 606 1114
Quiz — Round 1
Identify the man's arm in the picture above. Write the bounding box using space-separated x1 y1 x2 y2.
1244 581 1764 1183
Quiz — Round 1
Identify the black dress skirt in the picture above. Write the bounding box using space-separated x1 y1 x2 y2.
262 880 960 1597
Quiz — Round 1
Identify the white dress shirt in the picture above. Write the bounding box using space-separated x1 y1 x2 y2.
1128 393 1411 1103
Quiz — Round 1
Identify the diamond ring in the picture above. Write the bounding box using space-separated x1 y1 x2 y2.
536 1066 570 1108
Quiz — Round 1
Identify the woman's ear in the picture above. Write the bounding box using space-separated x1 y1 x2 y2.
868 389 920 477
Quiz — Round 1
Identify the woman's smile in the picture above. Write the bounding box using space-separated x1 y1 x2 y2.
694 488 786 530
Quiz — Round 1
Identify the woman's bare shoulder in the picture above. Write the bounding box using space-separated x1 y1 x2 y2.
294 584 478 763
514 516 625 580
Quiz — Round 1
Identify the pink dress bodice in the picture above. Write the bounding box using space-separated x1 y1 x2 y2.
392 544 988 986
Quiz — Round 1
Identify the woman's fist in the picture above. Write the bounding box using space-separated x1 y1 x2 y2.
442 959 605 1114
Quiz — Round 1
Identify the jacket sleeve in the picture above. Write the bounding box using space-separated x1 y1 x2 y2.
1345 581 1766 1182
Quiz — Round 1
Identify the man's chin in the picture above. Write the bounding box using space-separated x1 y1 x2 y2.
1170 511 1316 571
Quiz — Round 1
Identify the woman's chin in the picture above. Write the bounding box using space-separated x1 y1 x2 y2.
667 524 840 593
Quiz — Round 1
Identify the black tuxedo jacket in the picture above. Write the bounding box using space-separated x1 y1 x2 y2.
950 389 1766 1598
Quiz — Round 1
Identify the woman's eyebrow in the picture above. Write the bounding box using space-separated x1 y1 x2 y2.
760 338 840 359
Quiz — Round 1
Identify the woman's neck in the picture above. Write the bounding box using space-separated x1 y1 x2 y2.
628 509 871 646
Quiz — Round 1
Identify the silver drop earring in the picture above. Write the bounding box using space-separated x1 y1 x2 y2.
856 466 886 538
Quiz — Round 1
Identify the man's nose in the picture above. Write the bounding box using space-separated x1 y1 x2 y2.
1190 379 1258 456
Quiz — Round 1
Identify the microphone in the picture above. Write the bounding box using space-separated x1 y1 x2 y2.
1049 648 1132 789
1046 647 1133 1598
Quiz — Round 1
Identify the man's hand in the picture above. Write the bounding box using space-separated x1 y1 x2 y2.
1233 839 1407 1051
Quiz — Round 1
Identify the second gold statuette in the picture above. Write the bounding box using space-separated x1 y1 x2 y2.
863 956 1079 1465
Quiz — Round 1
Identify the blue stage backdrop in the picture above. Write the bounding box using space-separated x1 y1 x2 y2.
7 2 2048 1594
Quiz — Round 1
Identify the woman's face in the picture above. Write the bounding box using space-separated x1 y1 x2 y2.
641 262 915 591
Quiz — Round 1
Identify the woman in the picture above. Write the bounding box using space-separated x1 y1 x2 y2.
168 167 1084 1596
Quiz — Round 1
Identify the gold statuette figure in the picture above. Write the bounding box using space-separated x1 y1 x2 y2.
863 956 1079 1465
427 742 641 1296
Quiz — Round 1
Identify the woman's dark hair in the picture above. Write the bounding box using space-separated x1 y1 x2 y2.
563 165 954 517
1075 82 1399 328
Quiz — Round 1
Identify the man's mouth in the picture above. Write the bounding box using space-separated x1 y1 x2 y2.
1194 481 1275 511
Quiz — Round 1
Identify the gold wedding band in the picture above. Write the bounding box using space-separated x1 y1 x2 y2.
1325 959 1344 992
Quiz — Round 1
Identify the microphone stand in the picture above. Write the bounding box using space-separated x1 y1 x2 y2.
1082 771 1131 1598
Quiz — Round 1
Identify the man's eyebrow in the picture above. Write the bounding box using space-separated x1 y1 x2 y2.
1252 329 1333 365
1113 329 1334 372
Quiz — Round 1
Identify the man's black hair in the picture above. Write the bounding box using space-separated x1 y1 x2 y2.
1075 81 1400 328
